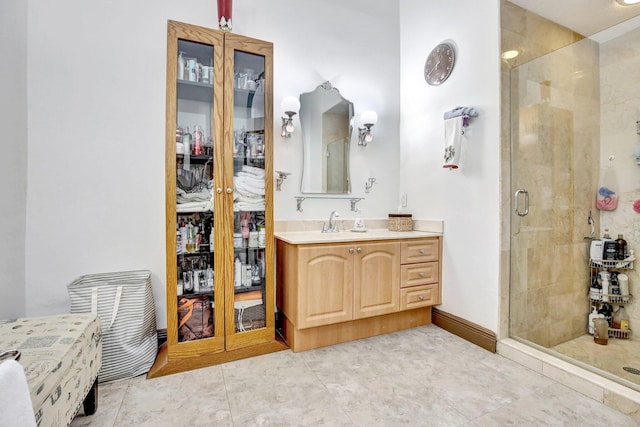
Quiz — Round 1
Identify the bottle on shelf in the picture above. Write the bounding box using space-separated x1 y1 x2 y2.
589 274 602 301
616 234 627 260
179 219 187 253
258 226 266 248
602 276 611 303
194 125 204 156
178 51 185 80
588 306 598 334
182 126 192 157
206 266 214 289
618 273 630 301
234 256 242 288
613 306 630 330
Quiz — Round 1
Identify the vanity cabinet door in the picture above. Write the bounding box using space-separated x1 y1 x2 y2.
296 244 354 329
353 242 401 319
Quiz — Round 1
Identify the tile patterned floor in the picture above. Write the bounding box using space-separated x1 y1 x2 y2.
71 325 638 426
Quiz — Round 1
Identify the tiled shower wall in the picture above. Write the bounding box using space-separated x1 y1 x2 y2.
599 27 640 337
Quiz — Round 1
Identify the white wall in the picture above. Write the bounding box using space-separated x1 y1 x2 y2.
399 0 501 331
0 0 27 318
21 0 400 328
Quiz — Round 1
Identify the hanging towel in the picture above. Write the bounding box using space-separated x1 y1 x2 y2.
443 106 478 120
443 116 465 169
0 360 37 427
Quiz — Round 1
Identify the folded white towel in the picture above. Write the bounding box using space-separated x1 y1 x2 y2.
241 165 266 178
234 201 265 211
235 180 265 197
443 116 465 169
177 188 212 203
176 200 212 212
235 173 265 188
235 194 265 204
0 360 36 427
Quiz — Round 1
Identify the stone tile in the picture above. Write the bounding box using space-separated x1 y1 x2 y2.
70 379 128 427
68 325 640 426
469 383 639 427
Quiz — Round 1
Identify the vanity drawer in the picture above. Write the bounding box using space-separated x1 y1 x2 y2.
401 239 439 264
400 262 439 288
400 284 440 310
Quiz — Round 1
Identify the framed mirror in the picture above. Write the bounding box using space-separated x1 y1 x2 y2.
300 82 354 194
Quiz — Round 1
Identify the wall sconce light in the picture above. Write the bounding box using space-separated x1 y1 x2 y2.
616 0 640 6
358 110 378 146
281 96 300 138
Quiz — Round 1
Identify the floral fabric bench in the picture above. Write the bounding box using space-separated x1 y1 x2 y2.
0 314 102 426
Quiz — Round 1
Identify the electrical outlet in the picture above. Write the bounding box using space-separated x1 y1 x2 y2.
401 193 407 207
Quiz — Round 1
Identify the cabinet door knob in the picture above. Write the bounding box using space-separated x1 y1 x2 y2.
418 295 425 301
419 249 425 254
357 248 362 253
419 272 425 277
226 188 233 194
349 248 354 254
216 188 222 193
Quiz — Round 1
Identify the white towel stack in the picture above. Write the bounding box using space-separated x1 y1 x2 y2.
176 181 213 212
234 166 265 211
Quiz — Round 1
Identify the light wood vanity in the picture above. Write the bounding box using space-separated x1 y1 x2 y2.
275 230 442 352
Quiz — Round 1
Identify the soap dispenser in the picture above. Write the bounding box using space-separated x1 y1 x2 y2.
353 211 366 231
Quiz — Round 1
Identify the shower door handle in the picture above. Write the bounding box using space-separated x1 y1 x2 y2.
515 189 529 217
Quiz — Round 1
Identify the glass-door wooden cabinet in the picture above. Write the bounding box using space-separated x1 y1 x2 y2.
149 20 282 377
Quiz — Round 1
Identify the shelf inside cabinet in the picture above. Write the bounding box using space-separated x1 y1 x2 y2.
178 290 214 299
234 284 264 294
177 154 212 163
177 79 213 103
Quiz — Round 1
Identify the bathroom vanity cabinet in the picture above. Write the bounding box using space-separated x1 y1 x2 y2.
276 234 442 352
282 241 400 329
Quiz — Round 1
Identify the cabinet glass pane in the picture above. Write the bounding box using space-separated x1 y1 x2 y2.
232 50 267 333
175 39 215 343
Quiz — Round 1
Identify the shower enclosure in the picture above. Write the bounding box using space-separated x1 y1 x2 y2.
508 17 640 390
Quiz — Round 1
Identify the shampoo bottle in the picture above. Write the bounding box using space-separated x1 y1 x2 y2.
616 234 627 260
588 306 598 334
602 277 610 302
234 256 242 288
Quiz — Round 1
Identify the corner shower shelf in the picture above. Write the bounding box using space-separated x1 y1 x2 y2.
589 258 634 270
588 294 632 304
588 256 633 339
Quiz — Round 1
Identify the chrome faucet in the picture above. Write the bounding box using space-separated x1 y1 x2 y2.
322 210 340 233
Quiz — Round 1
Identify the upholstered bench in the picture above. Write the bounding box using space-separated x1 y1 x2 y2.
0 313 102 426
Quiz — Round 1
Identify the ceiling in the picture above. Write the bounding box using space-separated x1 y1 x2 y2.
510 0 640 36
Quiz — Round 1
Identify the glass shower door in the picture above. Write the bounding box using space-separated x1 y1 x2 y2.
509 37 600 349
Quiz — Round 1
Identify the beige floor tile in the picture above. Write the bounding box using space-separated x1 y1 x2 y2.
70 325 639 426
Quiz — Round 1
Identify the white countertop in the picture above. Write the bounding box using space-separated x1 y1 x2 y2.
274 229 442 245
